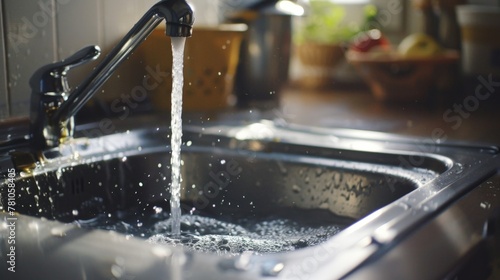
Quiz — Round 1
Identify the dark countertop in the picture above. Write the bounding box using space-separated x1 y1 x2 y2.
278 83 500 146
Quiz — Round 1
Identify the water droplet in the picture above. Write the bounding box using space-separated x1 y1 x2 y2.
398 202 410 210
261 261 285 276
480 202 491 209
111 264 124 278
319 202 329 209
51 227 67 237
316 168 324 176
154 206 163 214
151 247 172 258
292 185 301 193
56 168 63 180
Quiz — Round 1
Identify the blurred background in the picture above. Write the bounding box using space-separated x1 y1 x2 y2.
1 0 499 142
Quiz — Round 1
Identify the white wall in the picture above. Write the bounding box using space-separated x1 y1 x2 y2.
1 0 158 118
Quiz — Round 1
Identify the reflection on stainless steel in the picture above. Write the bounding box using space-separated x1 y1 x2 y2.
1 120 498 279
29 0 194 151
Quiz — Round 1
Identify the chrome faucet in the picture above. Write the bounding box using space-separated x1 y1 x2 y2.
30 0 194 151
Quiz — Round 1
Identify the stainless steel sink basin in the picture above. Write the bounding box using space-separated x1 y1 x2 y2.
12 128 438 223
1 119 499 280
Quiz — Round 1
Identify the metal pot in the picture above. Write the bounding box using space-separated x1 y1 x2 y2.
223 0 307 108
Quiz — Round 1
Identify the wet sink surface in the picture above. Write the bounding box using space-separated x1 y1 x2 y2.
9 123 440 224
1 120 498 279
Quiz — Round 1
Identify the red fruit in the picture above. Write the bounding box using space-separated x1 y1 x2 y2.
350 29 391 53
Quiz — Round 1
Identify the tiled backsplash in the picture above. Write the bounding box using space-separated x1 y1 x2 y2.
0 0 158 119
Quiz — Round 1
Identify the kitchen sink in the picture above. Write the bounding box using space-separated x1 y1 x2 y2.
1 119 499 279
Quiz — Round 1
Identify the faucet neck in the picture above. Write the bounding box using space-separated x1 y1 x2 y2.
51 0 193 126
30 0 193 151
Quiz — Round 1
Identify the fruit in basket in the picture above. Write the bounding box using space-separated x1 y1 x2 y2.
398 33 442 57
349 29 391 53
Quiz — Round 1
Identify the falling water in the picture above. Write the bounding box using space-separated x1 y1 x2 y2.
170 37 186 236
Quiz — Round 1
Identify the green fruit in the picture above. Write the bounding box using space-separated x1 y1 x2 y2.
398 33 442 57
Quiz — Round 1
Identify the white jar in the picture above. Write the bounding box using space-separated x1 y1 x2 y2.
456 5 500 76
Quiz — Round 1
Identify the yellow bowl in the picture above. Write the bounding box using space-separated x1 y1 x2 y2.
346 50 459 102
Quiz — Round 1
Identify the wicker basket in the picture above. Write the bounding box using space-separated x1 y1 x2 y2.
141 24 246 112
346 50 459 101
297 43 345 67
296 43 345 88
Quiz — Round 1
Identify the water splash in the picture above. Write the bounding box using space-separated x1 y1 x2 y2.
148 213 347 256
78 208 351 256
170 37 187 236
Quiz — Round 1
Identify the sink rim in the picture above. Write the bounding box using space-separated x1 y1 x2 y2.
1 119 498 279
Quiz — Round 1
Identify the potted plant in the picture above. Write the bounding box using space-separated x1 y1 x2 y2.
294 0 375 88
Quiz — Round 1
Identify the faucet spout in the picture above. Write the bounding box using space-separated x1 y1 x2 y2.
30 0 193 151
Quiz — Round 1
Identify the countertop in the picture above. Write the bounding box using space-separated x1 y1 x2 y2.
276 82 500 147
5 78 499 149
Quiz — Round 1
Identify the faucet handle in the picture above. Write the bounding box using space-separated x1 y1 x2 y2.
30 45 101 95
56 45 101 71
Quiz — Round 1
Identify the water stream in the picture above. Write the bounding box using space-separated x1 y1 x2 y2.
170 37 186 236
163 37 350 252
